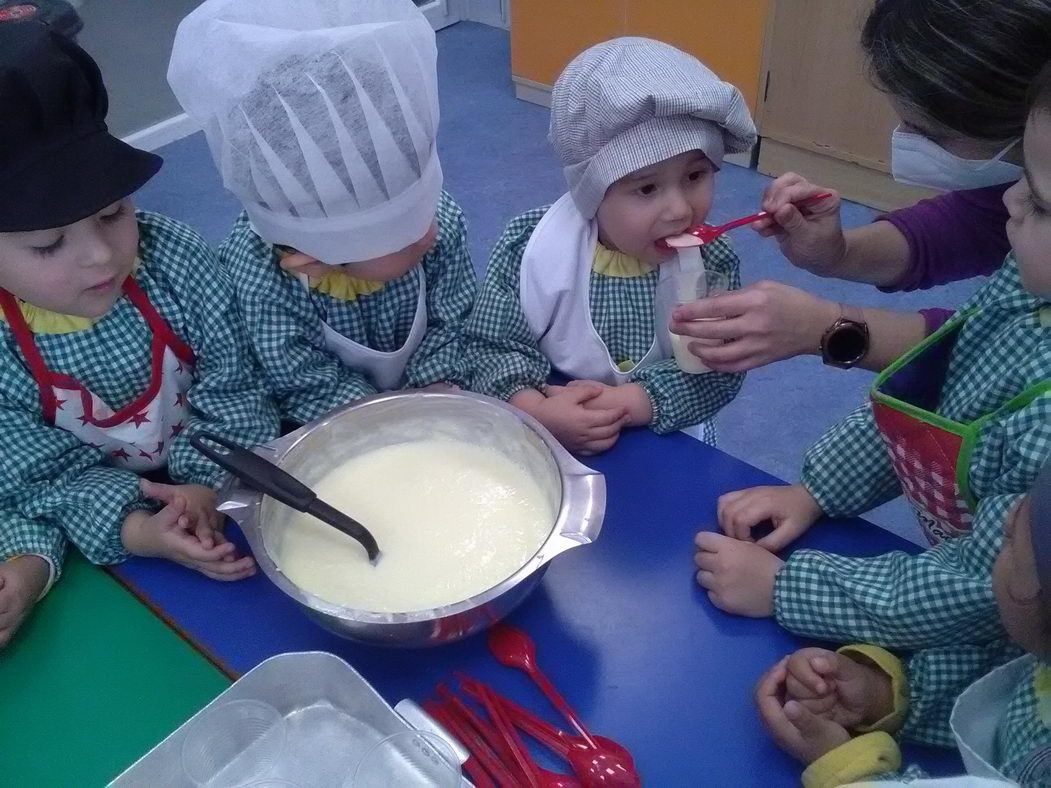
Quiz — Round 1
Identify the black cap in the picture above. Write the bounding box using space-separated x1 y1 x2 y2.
0 22 162 232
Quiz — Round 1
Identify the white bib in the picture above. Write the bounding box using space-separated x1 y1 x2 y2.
300 267 427 392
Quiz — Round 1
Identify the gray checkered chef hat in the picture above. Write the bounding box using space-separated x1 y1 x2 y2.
550 37 757 219
168 0 441 264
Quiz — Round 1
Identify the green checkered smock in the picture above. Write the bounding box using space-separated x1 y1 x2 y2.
219 191 476 425
776 258 1051 650
0 211 280 575
462 206 744 440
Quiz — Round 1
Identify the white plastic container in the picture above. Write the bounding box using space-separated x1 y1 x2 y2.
109 652 468 787
668 248 729 374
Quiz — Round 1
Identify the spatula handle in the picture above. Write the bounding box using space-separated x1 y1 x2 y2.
190 432 316 510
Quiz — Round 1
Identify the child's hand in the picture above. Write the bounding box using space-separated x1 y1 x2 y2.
718 484 824 552
567 380 653 427
785 648 894 730
693 531 783 617
275 249 330 279
527 384 629 455
141 480 221 549
0 555 50 648
122 498 256 582
755 657 852 764
752 173 846 277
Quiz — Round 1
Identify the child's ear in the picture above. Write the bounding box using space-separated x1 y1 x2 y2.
277 251 331 279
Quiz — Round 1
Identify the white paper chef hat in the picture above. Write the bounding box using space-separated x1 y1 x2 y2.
168 0 442 264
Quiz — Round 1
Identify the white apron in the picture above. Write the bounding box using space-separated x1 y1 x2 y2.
0 279 195 472
300 267 427 392
519 193 711 440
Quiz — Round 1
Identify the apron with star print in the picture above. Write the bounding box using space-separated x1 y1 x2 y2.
0 277 196 472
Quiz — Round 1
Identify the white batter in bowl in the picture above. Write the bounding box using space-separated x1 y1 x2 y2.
274 438 556 613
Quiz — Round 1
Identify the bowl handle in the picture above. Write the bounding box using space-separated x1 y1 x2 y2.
544 468 606 560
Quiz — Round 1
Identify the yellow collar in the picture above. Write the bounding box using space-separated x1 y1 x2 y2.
1 302 97 334
0 260 142 335
592 244 653 278
1035 662 1051 725
301 269 386 302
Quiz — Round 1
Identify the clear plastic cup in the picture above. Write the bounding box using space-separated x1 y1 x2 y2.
351 730 461 787
670 267 730 374
181 699 286 787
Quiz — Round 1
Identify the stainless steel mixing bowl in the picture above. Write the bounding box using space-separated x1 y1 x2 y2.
216 391 606 647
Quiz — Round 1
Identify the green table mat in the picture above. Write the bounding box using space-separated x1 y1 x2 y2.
0 554 230 786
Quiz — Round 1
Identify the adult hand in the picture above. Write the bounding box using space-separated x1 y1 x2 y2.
670 281 839 373
752 173 847 277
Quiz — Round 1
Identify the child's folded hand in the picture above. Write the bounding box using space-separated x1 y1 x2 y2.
122 497 256 582
566 380 652 426
717 484 824 552
141 480 222 549
534 383 629 455
786 649 894 730
755 657 852 765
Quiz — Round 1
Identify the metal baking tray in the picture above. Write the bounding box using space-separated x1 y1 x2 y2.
109 651 468 787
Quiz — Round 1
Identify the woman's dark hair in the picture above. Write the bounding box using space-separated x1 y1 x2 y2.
862 0 1051 141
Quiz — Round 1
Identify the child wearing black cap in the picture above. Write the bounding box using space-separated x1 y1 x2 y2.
755 459 1051 786
0 24 280 647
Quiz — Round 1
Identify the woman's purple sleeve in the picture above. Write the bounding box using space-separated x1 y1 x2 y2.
876 183 1012 292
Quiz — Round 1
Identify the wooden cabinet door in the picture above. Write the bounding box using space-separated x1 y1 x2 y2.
759 0 898 171
625 0 770 114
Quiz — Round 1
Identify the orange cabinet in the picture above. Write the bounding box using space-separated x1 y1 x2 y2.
510 1 626 92
510 0 770 116
624 0 770 113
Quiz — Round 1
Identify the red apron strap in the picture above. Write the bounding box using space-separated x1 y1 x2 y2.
0 289 58 422
122 277 196 364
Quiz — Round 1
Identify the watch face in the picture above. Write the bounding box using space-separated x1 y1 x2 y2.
827 324 867 364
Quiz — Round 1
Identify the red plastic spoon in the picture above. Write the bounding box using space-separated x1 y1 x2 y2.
660 191 835 248
423 699 513 788
481 683 581 788
486 627 642 788
459 676 640 788
488 626 597 746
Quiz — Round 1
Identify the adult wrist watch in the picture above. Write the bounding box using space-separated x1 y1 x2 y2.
820 304 870 369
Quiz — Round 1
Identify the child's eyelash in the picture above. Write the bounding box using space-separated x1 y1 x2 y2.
32 237 64 256
100 205 127 223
